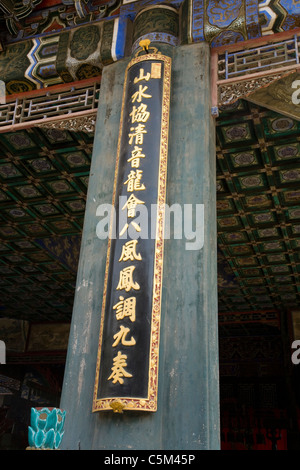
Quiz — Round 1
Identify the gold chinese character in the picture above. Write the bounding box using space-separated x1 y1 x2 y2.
116 265 140 292
113 296 136 322
124 169 146 192
128 124 147 145
130 221 141 232
107 351 132 384
130 103 150 123
119 240 142 262
122 193 145 218
112 325 136 347
127 146 145 168
119 220 141 237
131 85 152 103
134 68 151 83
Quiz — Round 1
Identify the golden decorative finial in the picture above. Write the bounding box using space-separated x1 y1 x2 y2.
110 400 125 413
139 39 151 53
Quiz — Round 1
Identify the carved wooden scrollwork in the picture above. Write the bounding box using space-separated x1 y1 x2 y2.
218 74 284 106
37 113 97 134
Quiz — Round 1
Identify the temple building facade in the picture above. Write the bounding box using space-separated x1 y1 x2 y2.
0 0 300 451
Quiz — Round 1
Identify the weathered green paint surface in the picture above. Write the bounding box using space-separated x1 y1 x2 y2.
60 42 220 450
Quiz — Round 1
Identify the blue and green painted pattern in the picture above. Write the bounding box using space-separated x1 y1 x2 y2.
1 0 300 93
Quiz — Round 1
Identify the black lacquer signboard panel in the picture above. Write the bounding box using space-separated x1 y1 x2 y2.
93 52 171 412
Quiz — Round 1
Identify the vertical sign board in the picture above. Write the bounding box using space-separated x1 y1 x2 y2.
93 52 171 412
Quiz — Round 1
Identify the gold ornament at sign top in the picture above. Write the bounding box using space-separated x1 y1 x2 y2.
135 39 159 57
93 51 172 413
139 39 151 51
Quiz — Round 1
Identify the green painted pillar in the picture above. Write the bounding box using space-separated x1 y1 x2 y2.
60 38 219 450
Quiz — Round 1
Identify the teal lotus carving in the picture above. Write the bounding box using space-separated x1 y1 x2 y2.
28 407 66 449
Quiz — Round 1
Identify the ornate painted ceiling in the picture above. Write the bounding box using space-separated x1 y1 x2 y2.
0 126 93 323
217 99 300 314
0 0 122 38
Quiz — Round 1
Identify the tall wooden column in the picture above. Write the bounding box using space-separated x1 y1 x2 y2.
60 39 219 450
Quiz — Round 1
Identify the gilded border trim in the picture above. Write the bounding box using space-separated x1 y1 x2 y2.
92 52 171 412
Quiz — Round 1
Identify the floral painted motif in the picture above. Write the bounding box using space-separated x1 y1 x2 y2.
207 0 243 28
